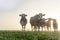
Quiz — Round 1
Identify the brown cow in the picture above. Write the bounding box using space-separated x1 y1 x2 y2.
52 19 58 31
46 18 52 31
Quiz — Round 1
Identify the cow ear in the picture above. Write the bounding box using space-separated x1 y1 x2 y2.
45 19 47 20
19 14 22 16
25 15 27 16
43 14 45 16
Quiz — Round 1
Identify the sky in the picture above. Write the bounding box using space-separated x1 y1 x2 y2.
0 0 60 31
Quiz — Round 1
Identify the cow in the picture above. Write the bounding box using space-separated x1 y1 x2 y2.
19 13 27 31
39 18 47 31
30 13 45 31
46 18 52 31
52 19 58 32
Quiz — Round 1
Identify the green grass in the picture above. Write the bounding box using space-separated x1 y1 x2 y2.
0 31 59 40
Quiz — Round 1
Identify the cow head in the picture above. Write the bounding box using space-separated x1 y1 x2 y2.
19 13 27 18
37 13 45 19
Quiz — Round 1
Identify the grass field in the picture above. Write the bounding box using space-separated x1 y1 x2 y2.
0 31 59 40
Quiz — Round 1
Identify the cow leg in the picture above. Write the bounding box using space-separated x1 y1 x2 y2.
31 25 33 31
54 27 58 32
53 27 56 32
50 27 51 31
56 28 58 32
34 26 37 31
24 26 26 31
22 25 23 31
47 27 49 31
44 26 46 31
56 27 58 32
41 26 43 31
38 26 40 31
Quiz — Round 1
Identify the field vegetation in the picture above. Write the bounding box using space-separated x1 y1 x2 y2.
0 31 59 40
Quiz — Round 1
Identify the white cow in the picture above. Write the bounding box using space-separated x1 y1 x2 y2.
19 13 27 31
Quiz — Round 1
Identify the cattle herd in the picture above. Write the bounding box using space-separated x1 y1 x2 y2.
19 13 58 31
